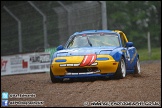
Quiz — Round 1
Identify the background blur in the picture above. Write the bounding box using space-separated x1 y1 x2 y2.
1 1 161 56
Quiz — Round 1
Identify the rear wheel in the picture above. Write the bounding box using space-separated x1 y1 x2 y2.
50 69 62 83
114 58 126 79
134 58 141 75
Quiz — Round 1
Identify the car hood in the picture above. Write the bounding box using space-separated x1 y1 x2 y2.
55 47 118 57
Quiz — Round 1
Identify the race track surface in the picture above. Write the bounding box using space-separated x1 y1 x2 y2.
1 60 161 107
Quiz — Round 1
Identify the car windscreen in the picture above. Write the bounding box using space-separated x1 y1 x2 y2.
67 33 120 48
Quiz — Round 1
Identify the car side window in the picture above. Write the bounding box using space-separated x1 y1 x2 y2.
120 34 126 47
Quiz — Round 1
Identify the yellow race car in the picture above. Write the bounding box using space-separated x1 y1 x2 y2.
50 30 140 83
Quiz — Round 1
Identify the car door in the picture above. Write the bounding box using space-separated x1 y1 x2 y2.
119 32 134 70
126 46 136 69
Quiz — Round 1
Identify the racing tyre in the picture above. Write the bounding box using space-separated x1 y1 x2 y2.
114 58 126 79
134 58 141 76
50 69 62 83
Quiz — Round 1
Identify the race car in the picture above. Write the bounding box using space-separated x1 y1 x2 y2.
50 30 141 83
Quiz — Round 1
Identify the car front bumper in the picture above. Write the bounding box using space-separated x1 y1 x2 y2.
50 54 119 77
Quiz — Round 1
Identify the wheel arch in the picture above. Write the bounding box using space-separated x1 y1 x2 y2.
121 54 126 62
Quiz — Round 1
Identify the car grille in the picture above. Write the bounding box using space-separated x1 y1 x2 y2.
66 67 99 73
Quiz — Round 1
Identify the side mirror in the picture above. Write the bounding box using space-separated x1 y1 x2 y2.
126 42 133 47
56 45 64 51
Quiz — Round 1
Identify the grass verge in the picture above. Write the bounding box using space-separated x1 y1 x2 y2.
137 47 161 61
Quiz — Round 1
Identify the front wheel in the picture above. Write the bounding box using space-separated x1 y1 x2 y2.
114 58 126 79
50 69 62 83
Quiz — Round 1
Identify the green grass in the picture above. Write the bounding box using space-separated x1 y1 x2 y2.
137 47 161 61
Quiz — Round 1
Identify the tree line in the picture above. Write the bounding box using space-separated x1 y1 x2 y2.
106 1 161 49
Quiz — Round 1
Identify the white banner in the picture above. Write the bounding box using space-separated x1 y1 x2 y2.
1 52 50 76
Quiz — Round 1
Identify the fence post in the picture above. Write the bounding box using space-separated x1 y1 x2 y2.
28 1 48 49
57 1 71 36
147 31 151 59
99 1 108 30
3 6 22 53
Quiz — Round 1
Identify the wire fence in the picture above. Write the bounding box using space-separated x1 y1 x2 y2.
1 1 102 56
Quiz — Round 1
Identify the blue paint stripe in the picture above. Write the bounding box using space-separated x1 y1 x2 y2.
96 58 109 61
55 59 66 62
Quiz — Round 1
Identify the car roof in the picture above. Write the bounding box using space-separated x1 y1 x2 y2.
72 30 117 35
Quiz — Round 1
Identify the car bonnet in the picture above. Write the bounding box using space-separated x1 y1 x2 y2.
55 47 117 57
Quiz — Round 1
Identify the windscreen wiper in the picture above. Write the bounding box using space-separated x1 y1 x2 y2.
86 37 92 47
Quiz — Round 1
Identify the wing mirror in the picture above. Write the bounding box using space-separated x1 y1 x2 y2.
56 45 64 51
126 42 133 47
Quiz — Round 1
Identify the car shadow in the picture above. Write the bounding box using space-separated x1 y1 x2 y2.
60 76 112 83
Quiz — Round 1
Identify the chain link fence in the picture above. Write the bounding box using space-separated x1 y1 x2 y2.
1 1 102 56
